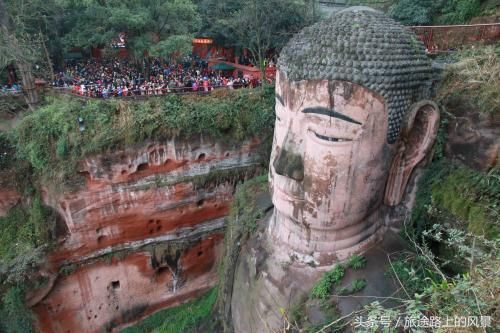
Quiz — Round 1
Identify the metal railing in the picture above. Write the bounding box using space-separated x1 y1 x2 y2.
411 23 500 53
50 83 257 99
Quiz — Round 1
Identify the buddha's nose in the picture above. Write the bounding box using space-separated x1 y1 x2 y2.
273 146 304 181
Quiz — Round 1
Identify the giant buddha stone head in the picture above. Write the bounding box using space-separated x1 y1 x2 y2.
268 7 440 261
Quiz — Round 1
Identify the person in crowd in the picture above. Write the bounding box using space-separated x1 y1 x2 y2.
50 55 265 98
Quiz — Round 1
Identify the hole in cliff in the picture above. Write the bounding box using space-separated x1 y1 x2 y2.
197 251 203 257
157 267 170 275
214 204 218 208
148 219 154 224
137 163 149 172
121 170 127 175
197 153 206 161
111 281 120 290
155 220 160 224
158 148 165 155
225 152 230 157
97 235 106 244
156 226 162 232
78 171 91 180
248 152 252 157
115 305 119 311
164 158 172 166
196 199 204 207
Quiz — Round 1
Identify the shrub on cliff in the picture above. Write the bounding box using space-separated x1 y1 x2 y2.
438 46 499 115
13 88 275 187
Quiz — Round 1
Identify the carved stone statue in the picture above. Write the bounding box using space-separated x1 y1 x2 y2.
231 7 440 332
268 7 440 263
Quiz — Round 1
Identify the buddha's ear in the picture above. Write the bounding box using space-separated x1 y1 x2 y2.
384 100 440 206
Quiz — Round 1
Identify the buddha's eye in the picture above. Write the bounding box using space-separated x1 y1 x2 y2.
312 131 352 142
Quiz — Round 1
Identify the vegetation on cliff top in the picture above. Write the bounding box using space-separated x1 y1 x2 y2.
2 87 275 188
438 45 500 115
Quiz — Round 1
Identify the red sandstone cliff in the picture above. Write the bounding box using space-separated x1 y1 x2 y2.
25 136 263 333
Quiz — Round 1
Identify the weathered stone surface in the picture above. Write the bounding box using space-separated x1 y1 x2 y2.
444 100 499 171
45 137 261 262
30 136 263 332
34 234 223 333
231 7 440 332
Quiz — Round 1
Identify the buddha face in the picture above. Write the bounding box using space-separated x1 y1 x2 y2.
269 71 396 251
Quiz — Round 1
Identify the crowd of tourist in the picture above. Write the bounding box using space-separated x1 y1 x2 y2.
52 56 261 98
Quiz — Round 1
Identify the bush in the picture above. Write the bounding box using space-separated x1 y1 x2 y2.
121 288 217 333
438 46 499 115
389 0 439 25
338 278 367 295
411 160 499 241
0 194 53 268
311 264 345 299
436 0 481 24
347 254 366 270
0 286 34 333
389 0 483 25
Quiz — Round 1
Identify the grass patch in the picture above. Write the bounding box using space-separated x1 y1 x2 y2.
310 264 345 299
121 287 217 333
338 278 367 296
438 46 499 115
347 254 366 270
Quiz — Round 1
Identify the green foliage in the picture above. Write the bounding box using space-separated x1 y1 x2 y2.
388 0 440 25
0 132 15 170
338 278 367 295
438 46 500 115
217 175 269 331
310 264 345 299
411 160 499 241
386 253 441 296
436 0 481 24
0 286 34 333
0 195 51 265
389 0 482 25
377 243 499 327
347 254 366 270
61 0 200 61
13 89 275 188
121 287 217 333
197 0 316 52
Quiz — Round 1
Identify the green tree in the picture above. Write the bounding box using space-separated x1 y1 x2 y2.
225 0 313 83
61 0 201 75
388 0 442 25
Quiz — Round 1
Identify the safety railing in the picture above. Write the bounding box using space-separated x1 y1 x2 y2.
411 23 500 53
50 83 258 99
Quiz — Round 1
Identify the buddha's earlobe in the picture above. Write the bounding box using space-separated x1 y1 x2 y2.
384 100 440 206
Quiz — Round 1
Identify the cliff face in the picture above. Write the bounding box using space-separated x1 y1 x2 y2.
30 136 263 333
